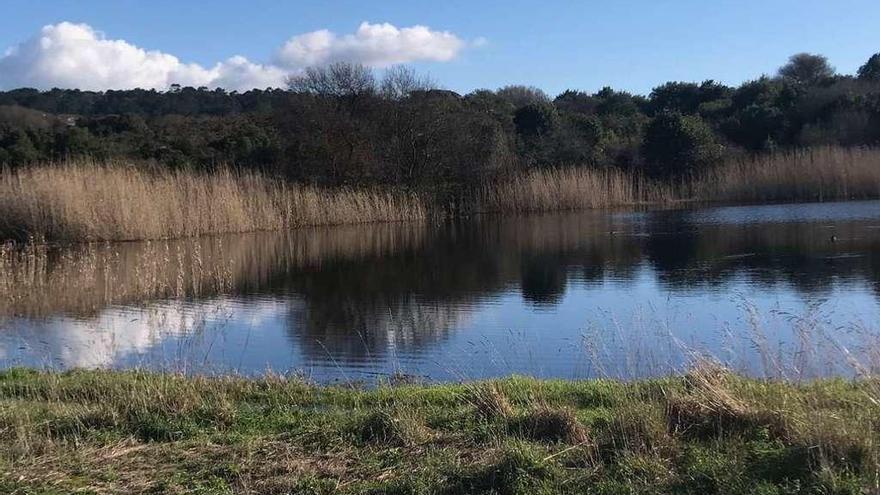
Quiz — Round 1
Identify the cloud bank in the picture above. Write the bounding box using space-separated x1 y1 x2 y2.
0 21 472 92
276 22 464 68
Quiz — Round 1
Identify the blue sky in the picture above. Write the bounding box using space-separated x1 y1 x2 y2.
1 0 879 95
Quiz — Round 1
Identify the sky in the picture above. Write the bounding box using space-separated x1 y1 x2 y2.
1 0 879 96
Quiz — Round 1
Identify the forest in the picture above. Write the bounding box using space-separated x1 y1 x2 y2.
1 52 879 187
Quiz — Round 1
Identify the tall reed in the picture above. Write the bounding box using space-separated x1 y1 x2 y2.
474 167 675 213
691 146 880 202
3 147 880 243
0 162 426 243
477 146 880 214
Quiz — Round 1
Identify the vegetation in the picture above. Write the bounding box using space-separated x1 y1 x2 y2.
2 146 878 242
473 166 674 213
1 52 879 186
0 365 877 494
689 146 880 202
641 112 722 179
1 52 880 242
0 162 424 242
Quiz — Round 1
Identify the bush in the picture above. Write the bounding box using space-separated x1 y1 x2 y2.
641 111 723 178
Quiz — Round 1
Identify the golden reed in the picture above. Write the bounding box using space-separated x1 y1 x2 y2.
0 161 426 243
1 146 879 243
474 167 676 213
689 146 880 202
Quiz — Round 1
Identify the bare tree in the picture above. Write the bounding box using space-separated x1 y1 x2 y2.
778 53 835 86
379 66 436 100
287 62 377 97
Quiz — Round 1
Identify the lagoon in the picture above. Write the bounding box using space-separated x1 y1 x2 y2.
3 200 880 382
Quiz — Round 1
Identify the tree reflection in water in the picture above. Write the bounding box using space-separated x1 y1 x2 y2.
3 201 880 378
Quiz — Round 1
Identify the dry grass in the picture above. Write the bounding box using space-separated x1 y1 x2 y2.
2 147 880 243
0 162 426 243
666 361 789 440
475 167 676 213
692 146 880 202
479 146 880 215
467 382 515 422
510 403 591 445
664 361 880 482
354 407 433 447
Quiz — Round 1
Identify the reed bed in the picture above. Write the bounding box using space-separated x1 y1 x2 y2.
3 147 880 243
691 146 880 202
480 146 880 214
0 162 426 243
475 167 676 213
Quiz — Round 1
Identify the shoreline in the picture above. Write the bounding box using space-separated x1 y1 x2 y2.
0 194 873 250
4 195 880 251
1 367 877 493
2 146 879 245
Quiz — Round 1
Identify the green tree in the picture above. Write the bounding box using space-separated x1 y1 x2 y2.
0 127 40 164
553 90 598 114
514 103 558 137
650 80 731 115
734 104 787 150
56 127 99 157
496 85 550 107
642 112 722 178
857 53 880 81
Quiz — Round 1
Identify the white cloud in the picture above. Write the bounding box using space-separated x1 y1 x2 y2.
276 22 465 69
0 22 286 91
210 56 288 91
0 21 474 91
5 298 289 369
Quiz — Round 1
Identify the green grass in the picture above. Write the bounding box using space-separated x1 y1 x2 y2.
0 367 878 494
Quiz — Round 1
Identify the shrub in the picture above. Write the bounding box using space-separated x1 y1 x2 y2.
641 111 723 178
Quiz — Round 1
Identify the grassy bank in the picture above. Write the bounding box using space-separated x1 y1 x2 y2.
2 146 880 243
0 367 878 494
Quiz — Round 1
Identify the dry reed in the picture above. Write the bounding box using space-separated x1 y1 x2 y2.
479 146 880 214
3 147 880 243
475 167 676 213
691 146 880 202
0 162 426 243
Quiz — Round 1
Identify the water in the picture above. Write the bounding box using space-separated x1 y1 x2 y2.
2 200 880 382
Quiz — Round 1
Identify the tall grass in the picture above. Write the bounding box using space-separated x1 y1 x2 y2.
691 146 880 202
481 146 880 214
475 167 676 213
2 147 880 243
0 162 426 243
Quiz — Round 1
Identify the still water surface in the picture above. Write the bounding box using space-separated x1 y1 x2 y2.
2 201 880 382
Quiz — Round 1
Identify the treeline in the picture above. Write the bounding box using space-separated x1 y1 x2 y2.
1 52 879 185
